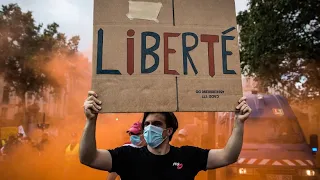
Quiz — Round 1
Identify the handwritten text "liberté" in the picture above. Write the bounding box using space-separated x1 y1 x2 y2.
96 27 237 77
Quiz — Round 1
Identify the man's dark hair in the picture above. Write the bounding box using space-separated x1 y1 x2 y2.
141 112 178 141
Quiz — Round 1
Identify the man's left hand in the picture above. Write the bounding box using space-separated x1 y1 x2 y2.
235 97 252 123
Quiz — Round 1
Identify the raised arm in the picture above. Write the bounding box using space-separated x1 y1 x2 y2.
206 97 251 169
79 91 112 171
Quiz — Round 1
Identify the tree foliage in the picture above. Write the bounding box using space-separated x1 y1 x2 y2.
237 0 320 101
0 3 80 104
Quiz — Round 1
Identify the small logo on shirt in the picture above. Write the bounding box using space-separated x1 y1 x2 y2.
173 162 183 170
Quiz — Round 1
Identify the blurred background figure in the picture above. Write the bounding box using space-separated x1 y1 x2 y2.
35 132 50 156
65 132 79 161
63 132 81 179
17 133 24 143
1 135 19 160
171 128 193 147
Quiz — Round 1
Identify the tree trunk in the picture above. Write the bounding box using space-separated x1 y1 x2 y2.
20 91 34 136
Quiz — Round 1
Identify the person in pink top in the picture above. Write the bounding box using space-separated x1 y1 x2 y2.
107 122 146 180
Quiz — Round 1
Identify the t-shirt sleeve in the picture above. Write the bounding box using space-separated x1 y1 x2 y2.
182 146 210 172
108 146 132 173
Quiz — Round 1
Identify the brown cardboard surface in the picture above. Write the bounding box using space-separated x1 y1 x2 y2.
92 0 242 113
174 0 237 27
92 76 177 112
94 0 173 25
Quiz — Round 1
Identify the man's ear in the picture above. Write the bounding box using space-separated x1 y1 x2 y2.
166 128 173 137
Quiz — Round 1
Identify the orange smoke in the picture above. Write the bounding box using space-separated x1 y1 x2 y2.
0 46 147 179
2 44 318 179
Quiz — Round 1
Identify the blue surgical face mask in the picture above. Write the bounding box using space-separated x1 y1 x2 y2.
143 125 167 148
130 135 142 146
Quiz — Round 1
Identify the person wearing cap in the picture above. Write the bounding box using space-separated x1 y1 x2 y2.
80 91 252 180
123 122 146 147
107 122 146 180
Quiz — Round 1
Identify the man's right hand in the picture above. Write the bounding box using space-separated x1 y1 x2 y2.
80 91 112 172
83 91 102 121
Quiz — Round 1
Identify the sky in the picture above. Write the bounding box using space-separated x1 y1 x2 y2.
1 0 249 60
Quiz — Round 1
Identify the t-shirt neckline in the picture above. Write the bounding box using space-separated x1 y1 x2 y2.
144 145 173 157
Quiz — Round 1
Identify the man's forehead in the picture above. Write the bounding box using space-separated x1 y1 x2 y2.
145 113 165 122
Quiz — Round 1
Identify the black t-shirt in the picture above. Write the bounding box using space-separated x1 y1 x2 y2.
109 145 209 180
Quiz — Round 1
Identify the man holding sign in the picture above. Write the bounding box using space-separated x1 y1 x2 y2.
79 91 251 179
82 0 251 178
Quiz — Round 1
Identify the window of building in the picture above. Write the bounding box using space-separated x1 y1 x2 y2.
2 86 9 104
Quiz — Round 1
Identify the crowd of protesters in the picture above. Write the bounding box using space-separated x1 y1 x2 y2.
0 133 48 160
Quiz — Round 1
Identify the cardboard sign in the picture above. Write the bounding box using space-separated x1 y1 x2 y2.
92 0 243 112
